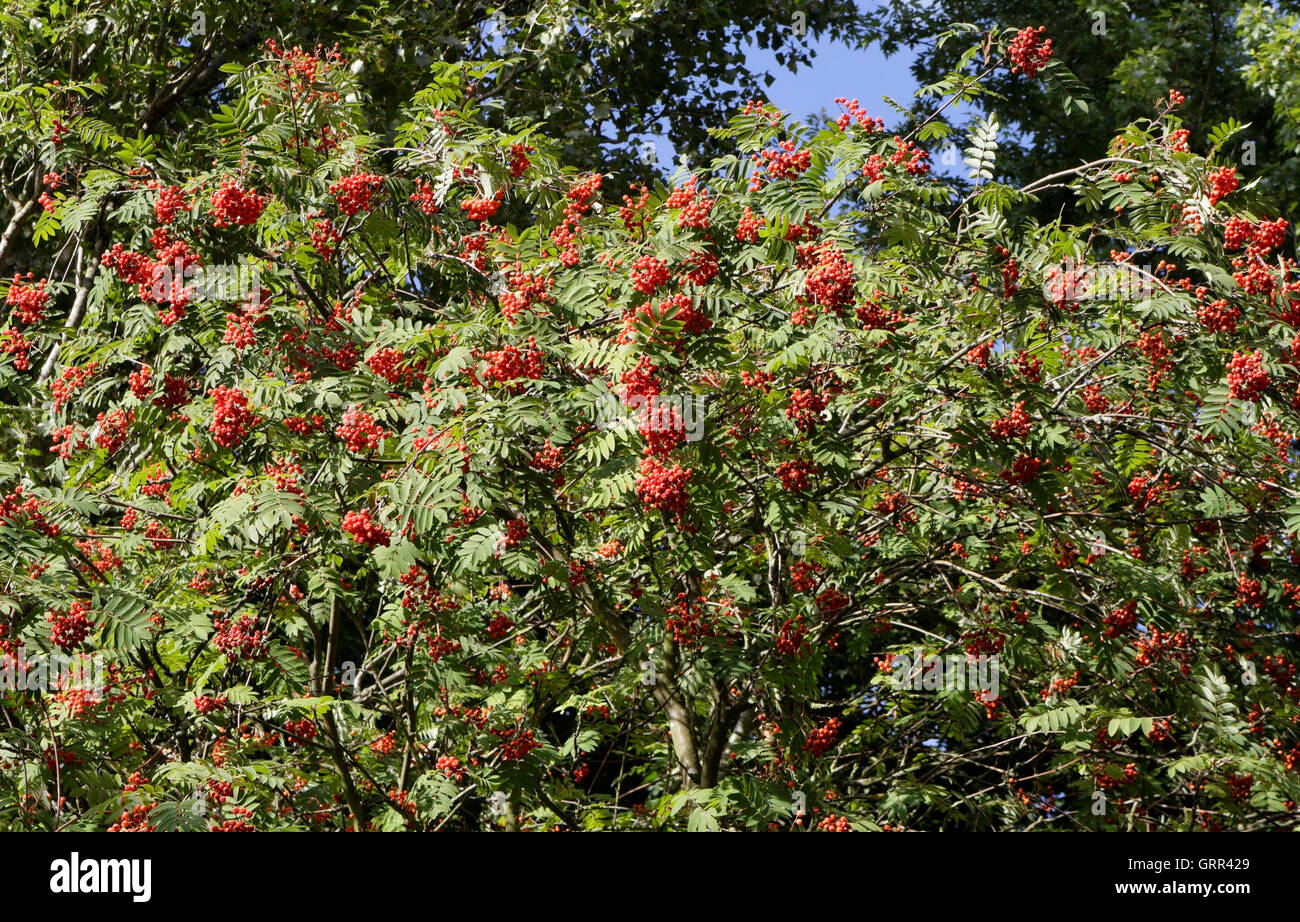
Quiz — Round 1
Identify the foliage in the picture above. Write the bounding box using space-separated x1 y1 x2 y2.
1 20 1299 832
864 0 1299 215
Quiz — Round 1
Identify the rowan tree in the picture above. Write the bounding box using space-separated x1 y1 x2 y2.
1 21 1299 832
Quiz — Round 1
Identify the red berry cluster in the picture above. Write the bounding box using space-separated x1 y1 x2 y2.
961 624 1006 657
667 252 707 293
1196 298 1240 334
265 39 343 95
143 519 174 551
1102 601 1138 638
100 243 153 288
629 254 670 295
211 815 256 832
664 176 714 229
620 184 651 236
786 387 829 433
999 454 1043 485
371 732 396 756
663 592 718 647
285 413 327 434
1094 762 1138 791
1227 350 1270 401
1225 772 1253 803
335 406 386 454
329 172 385 216
6 273 49 324
1130 471 1180 511
48 425 85 459
753 139 811 182
1207 166 1239 206
436 755 465 780
1252 217 1288 251
107 803 156 832
834 97 884 133
635 456 693 520
48 600 94 651
1227 218 1288 295
1261 654 1296 690
742 98 783 125
803 243 857 310
966 341 991 369
0 486 59 536
989 401 1032 439
855 294 906 332
1133 629 1195 673
309 217 343 258
818 814 852 832
409 178 440 215
531 440 565 473
127 364 154 399
790 561 823 593
774 617 809 656
1236 575 1265 609
212 614 269 661
638 400 686 457
460 191 503 222
816 586 850 617
492 726 542 762
481 338 545 384
1013 349 1042 382
548 173 602 266
777 458 817 491
498 266 555 324
487 613 515 639
1040 672 1079 700
1044 264 1089 309
0 328 31 370
208 386 258 448
1008 26 1053 77
223 310 259 350
283 718 318 743
342 508 391 547
209 177 266 228
427 630 462 663
888 136 930 175
618 356 663 402
366 347 423 387
94 407 134 455
194 695 228 714
663 293 711 334
1223 216 1252 250
1080 383 1109 413
265 457 304 494
508 143 533 178
153 185 187 225
735 205 764 243
804 717 843 757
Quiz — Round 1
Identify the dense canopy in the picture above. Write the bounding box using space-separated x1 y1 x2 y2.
1 6 1299 831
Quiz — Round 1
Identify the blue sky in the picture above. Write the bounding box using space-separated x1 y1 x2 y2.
642 26 971 179
744 36 922 127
